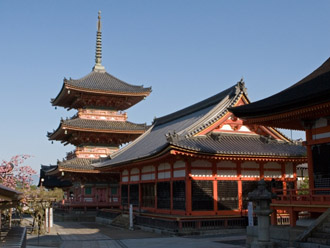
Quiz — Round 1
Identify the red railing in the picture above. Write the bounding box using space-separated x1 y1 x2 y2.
272 188 330 205
60 195 121 208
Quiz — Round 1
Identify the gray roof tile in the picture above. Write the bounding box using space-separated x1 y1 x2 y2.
94 83 247 168
230 57 330 119
58 158 97 171
63 118 148 131
65 71 151 94
169 133 306 157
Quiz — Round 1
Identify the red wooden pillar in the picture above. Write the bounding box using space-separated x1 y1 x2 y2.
306 129 314 190
138 168 142 210
106 185 109 203
81 185 85 202
170 161 174 213
271 208 277 226
213 161 218 213
186 160 192 215
128 169 131 208
237 161 243 211
260 162 265 179
289 207 298 227
281 162 287 195
155 164 158 211
293 163 297 190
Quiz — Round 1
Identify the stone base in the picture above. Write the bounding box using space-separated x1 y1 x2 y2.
251 241 275 248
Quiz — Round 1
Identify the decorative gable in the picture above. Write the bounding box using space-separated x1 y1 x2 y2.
196 95 289 142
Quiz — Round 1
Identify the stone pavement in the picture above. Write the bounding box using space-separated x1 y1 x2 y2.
27 222 246 248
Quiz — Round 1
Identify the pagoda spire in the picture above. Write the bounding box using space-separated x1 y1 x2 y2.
93 11 106 72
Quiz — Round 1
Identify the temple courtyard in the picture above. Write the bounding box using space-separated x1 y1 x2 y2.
26 222 246 248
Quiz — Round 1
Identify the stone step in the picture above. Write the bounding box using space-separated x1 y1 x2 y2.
298 242 330 248
307 237 330 246
110 214 132 229
312 231 330 239
322 222 330 228
317 227 330 234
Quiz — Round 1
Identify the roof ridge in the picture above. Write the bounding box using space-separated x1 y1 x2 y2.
182 81 248 137
65 71 151 91
154 84 238 127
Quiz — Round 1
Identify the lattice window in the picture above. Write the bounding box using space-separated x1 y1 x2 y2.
242 181 258 209
141 183 155 208
192 180 214 211
173 181 185 210
121 184 128 206
129 184 139 207
217 181 238 210
84 187 92 195
157 182 170 209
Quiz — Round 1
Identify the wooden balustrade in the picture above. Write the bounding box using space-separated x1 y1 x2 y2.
272 188 330 205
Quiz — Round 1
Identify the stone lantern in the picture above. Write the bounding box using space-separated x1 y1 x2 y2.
248 179 276 248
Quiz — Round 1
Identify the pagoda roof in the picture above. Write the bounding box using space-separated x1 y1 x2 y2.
65 71 151 94
48 117 148 143
168 133 305 158
52 71 151 110
46 158 99 175
93 81 305 169
230 57 330 129
38 165 72 188
58 158 97 172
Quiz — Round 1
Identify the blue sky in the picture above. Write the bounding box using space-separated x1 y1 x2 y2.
1 1 330 173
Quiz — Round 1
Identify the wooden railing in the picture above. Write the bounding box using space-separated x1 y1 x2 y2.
272 188 330 205
60 195 121 208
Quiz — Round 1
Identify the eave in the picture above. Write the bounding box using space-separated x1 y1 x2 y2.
169 146 307 163
241 101 330 130
48 119 147 144
96 145 173 171
52 83 150 110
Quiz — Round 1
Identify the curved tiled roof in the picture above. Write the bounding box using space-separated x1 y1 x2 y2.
58 158 97 171
169 133 306 157
230 57 330 119
39 165 72 188
94 82 250 168
62 118 148 132
65 71 151 94
48 118 148 141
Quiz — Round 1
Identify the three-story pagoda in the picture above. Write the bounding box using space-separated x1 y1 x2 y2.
46 12 151 209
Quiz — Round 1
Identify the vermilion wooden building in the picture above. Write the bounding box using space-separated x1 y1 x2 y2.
231 57 330 226
45 12 151 209
94 80 306 223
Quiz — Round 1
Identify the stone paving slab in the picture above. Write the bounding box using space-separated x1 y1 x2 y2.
27 221 246 248
122 236 245 248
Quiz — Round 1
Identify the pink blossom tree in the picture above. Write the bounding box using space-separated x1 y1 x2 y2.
0 155 36 193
